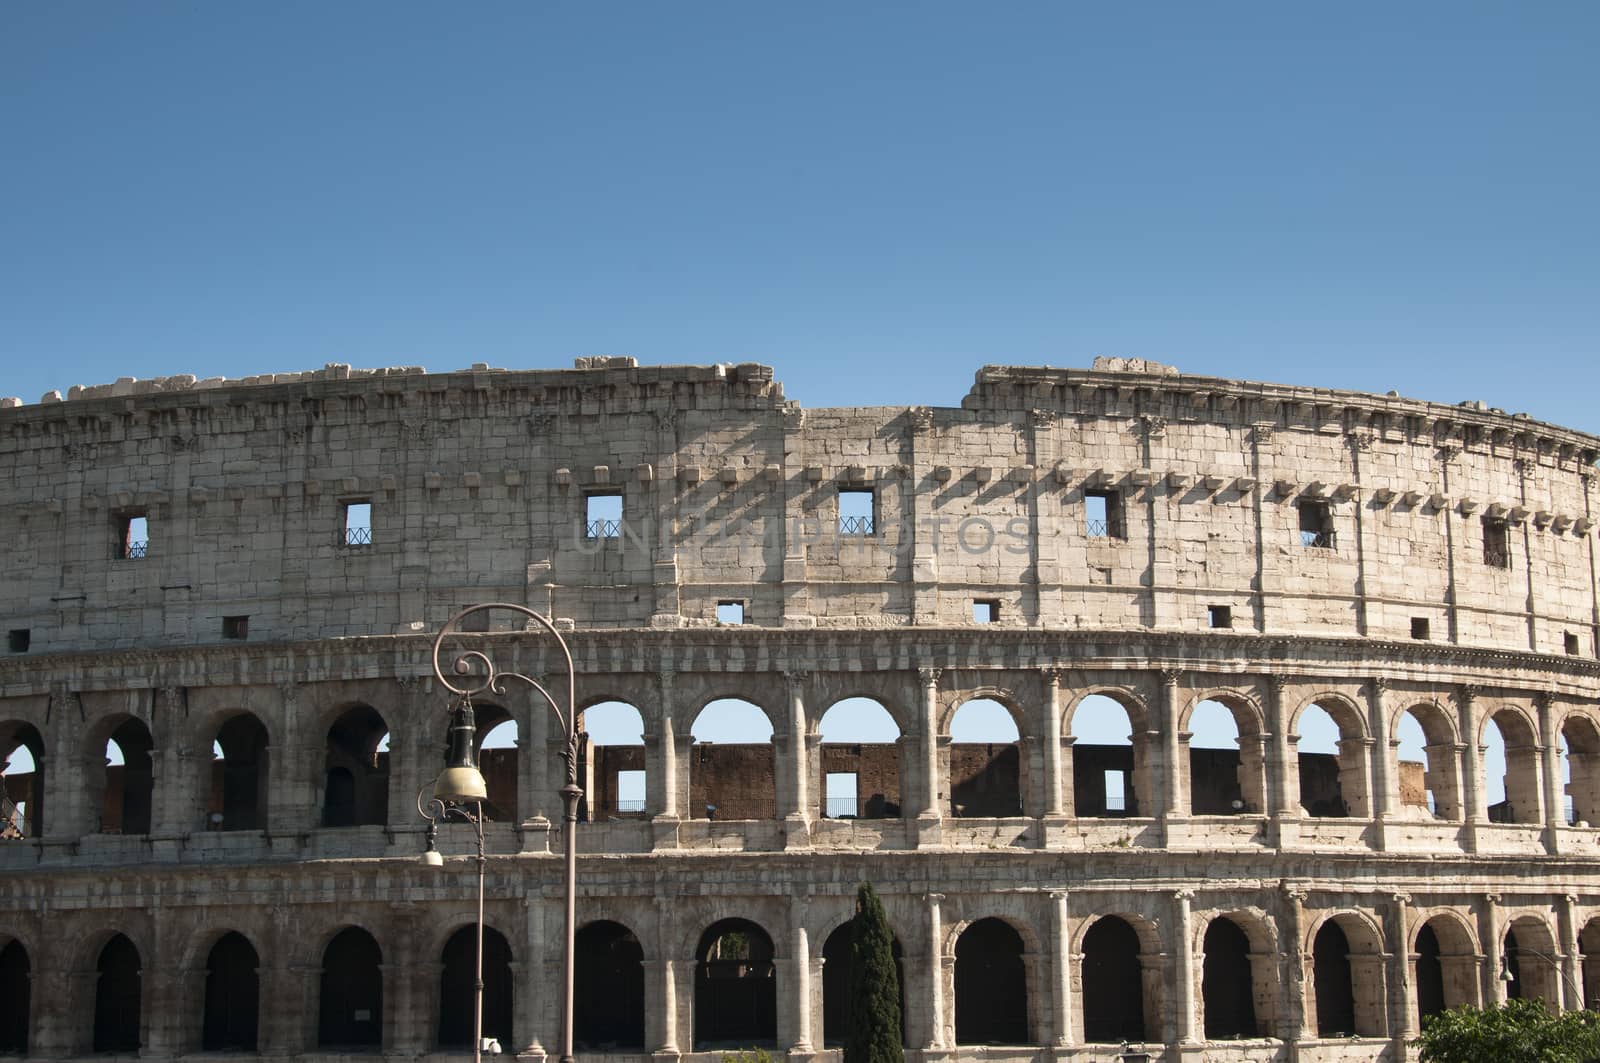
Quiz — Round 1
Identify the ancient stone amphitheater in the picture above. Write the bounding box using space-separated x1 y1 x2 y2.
2 356 1599 1061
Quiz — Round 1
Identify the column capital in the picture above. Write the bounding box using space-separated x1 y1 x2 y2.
918 667 943 687
1369 676 1389 696
1048 889 1070 903
1173 888 1195 903
1040 667 1066 687
783 670 812 690
1391 892 1411 907
925 892 946 906
1159 667 1183 687
1268 673 1291 695
1457 684 1480 709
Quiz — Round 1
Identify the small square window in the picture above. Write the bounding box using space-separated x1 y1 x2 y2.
7 629 29 653
716 601 745 625
222 615 249 640
586 492 623 539
1483 518 1510 569
342 501 372 546
1298 499 1334 549
1566 632 1581 656
1208 605 1232 629
1104 770 1127 813
973 599 1000 623
1412 617 1431 640
615 770 646 813
825 772 859 818
839 489 875 536
116 513 149 560
1085 489 1125 538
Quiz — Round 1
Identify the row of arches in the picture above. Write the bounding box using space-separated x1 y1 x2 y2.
4 684 1597 841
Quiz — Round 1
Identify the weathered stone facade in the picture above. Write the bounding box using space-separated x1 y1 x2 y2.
3 356 1600 1061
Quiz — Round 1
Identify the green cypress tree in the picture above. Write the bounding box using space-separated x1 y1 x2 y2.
846 882 904 1063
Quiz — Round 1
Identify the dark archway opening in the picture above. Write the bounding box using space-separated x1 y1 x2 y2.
694 919 776 1049
439 925 513 1048
202 932 259 1051
212 714 269 832
103 719 154 835
1416 924 1445 1024
0 940 30 1052
1 722 45 838
821 921 905 1047
319 927 382 1049
1504 928 1524 1000
574 921 645 1050
322 707 389 828
1202 918 1256 1039
93 934 141 1053
1081 916 1144 1043
954 918 1028 1045
1313 921 1356 1037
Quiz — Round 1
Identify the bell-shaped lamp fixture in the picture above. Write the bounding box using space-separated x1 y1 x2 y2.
433 703 489 804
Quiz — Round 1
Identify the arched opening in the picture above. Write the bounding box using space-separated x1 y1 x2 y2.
1395 706 1461 821
1415 924 1445 1024
0 723 44 839
202 931 259 1051
1312 921 1355 1036
475 706 519 822
210 714 269 832
574 920 645 1051
1296 703 1367 818
1070 695 1140 816
439 925 513 1049
1188 699 1265 815
949 699 1022 818
93 933 141 1053
0 939 30 1052
1580 919 1600 1010
1484 710 1541 824
579 701 647 822
322 707 390 828
821 919 905 1046
690 701 775 821
693 918 776 1049
817 698 903 819
1080 916 1145 1043
318 927 382 1048
1202 917 1257 1039
100 718 154 835
1561 715 1600 827
954 918 1028 1045
1503 920 1561 1006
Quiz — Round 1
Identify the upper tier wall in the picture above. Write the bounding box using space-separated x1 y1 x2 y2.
2 359 1597 656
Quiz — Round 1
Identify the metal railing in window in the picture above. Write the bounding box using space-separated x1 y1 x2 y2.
612 799 646 813
344 526 373 546
1086 519 1110 537
587 519 622 539
123 540 149 559
1484 546 1511 569
839 515 874 536
825 796 859 818
1300 531 1336 549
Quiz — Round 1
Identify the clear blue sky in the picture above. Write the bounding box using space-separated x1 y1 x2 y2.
3 3 1597 432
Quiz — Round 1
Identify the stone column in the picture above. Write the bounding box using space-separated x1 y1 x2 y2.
1480 894 1504 1005
1559 893 1582 1011
922 893 948 1050
1280 883 1308 1044
788 919 813 1051
1266 676 1297 845
1041 669 1065 817
916 669 944 847
1389 893 1416 1048
1172 889 1197 1044
1050 890 1073 1047
520 894 552 1056
650 891 682 1057
1458 686 1485 852
1160 669 1185 823
1540 694 1567 853
1368 678 1398 846
781 672 811 849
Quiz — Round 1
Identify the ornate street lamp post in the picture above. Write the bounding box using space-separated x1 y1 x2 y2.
423 603 581 1063
1499 945 1588 1010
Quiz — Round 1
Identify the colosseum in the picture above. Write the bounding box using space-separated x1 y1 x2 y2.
2 355 1599 1061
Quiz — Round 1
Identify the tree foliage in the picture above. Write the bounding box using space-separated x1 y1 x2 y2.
1414 999 1600 1063
846 881 903 1063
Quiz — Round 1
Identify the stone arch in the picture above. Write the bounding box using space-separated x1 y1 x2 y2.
1305 910 1386 1038
438 923 514 1049
689 698 775 821
318 925 383 1048
1502 914 1561 1006
1560 710 1600 826
574 919 645 1051
1181 690 1268 816
1292 694 1371 819
1482 705 1542 824
0 719 46 839
1079 914 1150 1044
816 697 903 820
320 704 390 828
1413 910 1480 1023
820 917 905 1047
1197 905 1281 1039
947 697 1022 818
1200 915 1258 1039
207 711 270 832
201 930 260 1051
87 712 155 835
1394 700 1463 822
954 916 1030 1045
1065 690 1148 818
693 917 777 1049
93 931 143 1053
940 686 1030 738
808 673 916 738
1579 915 1600 1009
577 699 647 822
0 935 30 1053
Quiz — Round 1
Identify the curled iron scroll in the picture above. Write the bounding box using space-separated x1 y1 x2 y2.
430 601 578 746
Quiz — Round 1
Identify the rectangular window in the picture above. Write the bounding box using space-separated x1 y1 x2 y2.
342 501 372 546
1412 617 1431 640
1298 499 1335 549
7 629 29 653
117 513 149 560
221 615 249 640
826 772 859 818
1208 605 1232 629
973 599 1000 623
1483 518 1510 569
839 489 875 536
615 770 646 813
1104 769 1127 813
1566 631 1581 656
1085 489 1124 538
585 492 623 539
716 600 745 625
